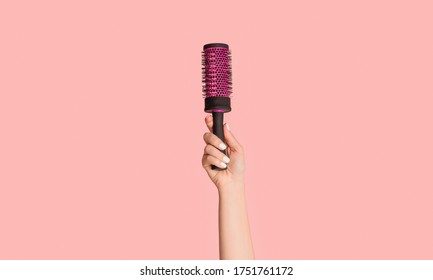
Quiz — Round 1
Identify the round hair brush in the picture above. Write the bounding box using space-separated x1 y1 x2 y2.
202 43 232 170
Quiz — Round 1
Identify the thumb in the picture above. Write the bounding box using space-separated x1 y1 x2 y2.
223 123 242 152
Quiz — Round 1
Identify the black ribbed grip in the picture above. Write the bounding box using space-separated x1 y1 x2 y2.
205 97 231 113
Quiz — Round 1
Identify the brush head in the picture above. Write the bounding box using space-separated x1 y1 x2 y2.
202 43 232 113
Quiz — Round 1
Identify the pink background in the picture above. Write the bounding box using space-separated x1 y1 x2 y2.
1 0 432 259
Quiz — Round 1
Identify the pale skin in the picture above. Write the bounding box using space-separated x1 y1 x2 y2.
201 115 255 260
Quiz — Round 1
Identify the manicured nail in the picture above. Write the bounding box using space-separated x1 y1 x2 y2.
219 143 227 150
220 162 227 168
226 123 230 131
223 156 230 163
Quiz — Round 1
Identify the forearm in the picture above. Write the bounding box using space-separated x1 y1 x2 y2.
218 179 255 260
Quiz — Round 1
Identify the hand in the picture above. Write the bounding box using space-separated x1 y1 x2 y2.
201 115 246 192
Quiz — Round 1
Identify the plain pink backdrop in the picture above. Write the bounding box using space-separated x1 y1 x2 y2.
0 0 432 259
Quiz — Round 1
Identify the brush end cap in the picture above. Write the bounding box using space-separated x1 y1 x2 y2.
203 43 229 50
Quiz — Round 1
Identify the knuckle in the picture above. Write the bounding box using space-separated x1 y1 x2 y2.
203 132 211 141
202 155 208 165
204 144 210 154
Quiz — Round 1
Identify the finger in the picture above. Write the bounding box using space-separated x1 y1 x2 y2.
223 123 243 152
204 144 231 165
202 154 217 176
202 154 228 170
203 131 227 151
205 114 213 132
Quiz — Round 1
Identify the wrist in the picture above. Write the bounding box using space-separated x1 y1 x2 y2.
217 177 246 198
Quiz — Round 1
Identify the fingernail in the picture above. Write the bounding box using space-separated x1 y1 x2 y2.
220 162 227 168
226 123 230 131
223 156 230 163
219 143 227 150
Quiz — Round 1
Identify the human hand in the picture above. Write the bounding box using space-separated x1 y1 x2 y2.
201 115 246 192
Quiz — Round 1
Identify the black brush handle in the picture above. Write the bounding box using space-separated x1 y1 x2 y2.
212 111 227 170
